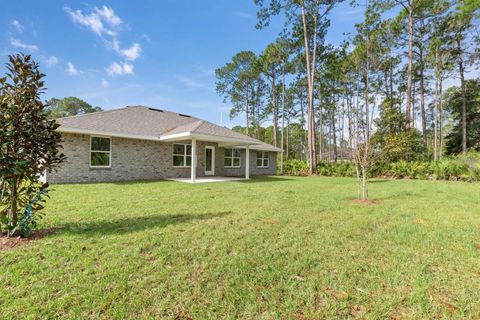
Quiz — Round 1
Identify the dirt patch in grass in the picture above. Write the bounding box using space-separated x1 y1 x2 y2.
0 229 55 252
350 199 382 205
441 301 457 314
412 219 429 225
263 219 278 225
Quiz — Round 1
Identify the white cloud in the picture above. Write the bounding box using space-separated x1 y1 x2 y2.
45 56 58 66
67 62 80 75
112 38 120 51
176 76 209 89
65 5 142 62
141 34 151 43
106 62 134 77
119 43 141 61
10 37 38 52
11 20 24 33
101 78 110 87
95 6 122 26
196 65 215 77
64 6 118 37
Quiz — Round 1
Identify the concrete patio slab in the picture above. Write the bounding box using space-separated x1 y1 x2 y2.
167 177 247 183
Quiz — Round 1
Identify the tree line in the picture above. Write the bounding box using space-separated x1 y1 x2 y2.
215 0 480 194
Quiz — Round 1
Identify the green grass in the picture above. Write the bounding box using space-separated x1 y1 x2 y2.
1 176 480 319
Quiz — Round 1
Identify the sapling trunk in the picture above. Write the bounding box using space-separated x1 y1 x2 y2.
457 38 467 154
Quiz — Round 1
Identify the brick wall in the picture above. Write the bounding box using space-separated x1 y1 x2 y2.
216 148 277 177
47 133 277 183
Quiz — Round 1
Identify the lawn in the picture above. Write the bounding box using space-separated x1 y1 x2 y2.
1 176 479 319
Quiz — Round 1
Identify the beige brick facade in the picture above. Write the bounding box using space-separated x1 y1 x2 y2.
47 133 277 183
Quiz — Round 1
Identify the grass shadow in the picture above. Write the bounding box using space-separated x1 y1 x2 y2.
368 179 393 183
51 179 170 186
57 211 232 236
110 179 172 186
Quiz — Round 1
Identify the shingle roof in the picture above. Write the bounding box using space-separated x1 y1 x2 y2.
57 106 196 138
57 106 281 152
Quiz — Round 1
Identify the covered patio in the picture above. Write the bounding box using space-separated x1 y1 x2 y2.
160 121 260 183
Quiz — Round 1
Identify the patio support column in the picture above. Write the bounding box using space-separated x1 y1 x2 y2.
191 138 197 183
245 145 250 180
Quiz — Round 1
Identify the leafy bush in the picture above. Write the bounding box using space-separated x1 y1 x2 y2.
373 130 427 162
455 152 480 181
316 162 334 176
281 152 480 182
282 159 309 176
333 162 356 177
0 54 65 237
328 162 355 177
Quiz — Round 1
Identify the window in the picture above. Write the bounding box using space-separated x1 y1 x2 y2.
90 136 111 167
224 148 241 167
256 151 269 168
173 144 192 167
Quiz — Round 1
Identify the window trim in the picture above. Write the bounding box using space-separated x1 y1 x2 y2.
224 148 241 168
172 143 192 168
256 151 269 168
90 135 112 168
205 146 215 175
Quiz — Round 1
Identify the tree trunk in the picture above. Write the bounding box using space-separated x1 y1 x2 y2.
434 46 440 161
419 46 427 147
439 78 444 159
332 102 338 163
328 120 332 162
280 72 285 173
299 90 307 160
389 47 394 109
412 78 416 129
362 3 371 200
362 165 368 200
253 109 256 137
340 99 345 160
457 38 467 153
405 6 414 130
319 103 323 161
245 89 250 135
365 66 370 144
347 93 353 159
7 181 19 237
286 111 290 159
272 78 278 147
301 0 317 174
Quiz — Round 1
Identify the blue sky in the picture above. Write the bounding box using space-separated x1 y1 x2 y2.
1 1 363 127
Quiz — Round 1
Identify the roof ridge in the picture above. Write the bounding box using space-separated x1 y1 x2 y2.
55 105 140 120
159 119 198 135
199 119 263 143
189 120 205 133
56 105 203 122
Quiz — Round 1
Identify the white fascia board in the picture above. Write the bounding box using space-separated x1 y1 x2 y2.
249 145 283 152
231 144 283 152
57 126 162 141
57 126 281 152
191 133 258 145
159 131 192 141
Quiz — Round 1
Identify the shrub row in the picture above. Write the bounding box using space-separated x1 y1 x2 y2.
280 152 480 182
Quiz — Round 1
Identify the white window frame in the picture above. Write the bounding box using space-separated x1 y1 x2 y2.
224 148 241 168
205 146 215 176
256 151 269 168
90 135 111 168
172 143 192 168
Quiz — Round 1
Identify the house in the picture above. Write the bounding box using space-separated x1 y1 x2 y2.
46 106 281 183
